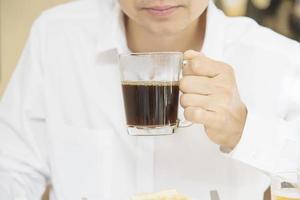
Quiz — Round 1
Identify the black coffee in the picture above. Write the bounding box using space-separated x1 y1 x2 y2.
122 81 179 127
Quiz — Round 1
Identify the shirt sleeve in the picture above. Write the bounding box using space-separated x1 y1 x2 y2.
0 16 49 199
229 60 300 174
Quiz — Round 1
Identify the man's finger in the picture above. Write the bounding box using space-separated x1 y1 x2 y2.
180 93 216 111
183 50 228 77
179 76 215 95
183 49 202 59
184 106 216 125
182 50 202 76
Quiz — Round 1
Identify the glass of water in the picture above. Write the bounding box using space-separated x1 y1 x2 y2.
271 171 300 200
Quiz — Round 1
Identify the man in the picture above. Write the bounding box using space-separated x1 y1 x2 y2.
0 0 299 199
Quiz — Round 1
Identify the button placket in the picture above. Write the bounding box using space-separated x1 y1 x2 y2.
136 137 155 193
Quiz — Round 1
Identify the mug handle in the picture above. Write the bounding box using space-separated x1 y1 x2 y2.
177 117 193 128
176 60 193 128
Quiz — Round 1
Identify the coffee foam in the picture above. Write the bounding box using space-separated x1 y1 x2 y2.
121 80 179 86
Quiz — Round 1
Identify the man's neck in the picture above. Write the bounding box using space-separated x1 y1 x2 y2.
125 11 206 53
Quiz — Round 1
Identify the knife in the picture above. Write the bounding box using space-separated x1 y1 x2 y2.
210 190 220 200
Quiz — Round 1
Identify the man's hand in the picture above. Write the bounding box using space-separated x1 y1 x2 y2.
179 50 247 150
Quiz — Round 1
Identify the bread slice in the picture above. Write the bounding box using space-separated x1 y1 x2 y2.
131 189 191 200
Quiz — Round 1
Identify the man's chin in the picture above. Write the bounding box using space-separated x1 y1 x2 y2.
146 25 184 36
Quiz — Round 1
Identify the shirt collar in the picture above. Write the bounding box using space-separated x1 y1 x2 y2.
201 0 227 60
96 0 227 59
95 2 128 55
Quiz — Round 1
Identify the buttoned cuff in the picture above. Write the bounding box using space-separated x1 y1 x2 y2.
225 110 285 173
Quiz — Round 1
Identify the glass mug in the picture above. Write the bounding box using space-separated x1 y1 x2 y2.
119 52 191 136
271 171 300 200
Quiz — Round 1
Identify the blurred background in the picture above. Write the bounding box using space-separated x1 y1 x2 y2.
0 0 70 96
0 0 299 97
215 0 300 41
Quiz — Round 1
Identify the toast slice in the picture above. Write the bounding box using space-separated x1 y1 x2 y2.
131 189 191 200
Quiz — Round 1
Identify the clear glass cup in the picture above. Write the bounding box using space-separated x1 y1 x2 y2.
119 52 191 136
271 171 300 200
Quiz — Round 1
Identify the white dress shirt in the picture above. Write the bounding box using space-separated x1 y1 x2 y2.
0 0 299 199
